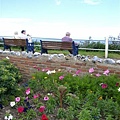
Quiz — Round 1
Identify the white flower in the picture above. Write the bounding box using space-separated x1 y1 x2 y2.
4 116 8 120
118 87 120 92
99 83 103 86
6 56 9 59
10 101 15 107
47 93 53 96
46 70 51 75
8 114 13 120
51 70 56 73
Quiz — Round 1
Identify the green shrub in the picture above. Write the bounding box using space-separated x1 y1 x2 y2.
0 59 22 104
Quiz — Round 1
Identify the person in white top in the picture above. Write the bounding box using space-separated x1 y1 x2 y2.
20 30 28 39
27 34 32 43
14 31 20 39
20 30 34 52
19 30 28 51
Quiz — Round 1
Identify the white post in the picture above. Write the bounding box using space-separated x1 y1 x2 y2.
105 37 109 58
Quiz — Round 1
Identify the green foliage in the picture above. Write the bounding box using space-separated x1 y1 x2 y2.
83 42 105 49
77 108 92 120
57 108 66 119
0 59 22 104
1 67 120 119
27 70 120 119
18 109 37 120
81 41 120 51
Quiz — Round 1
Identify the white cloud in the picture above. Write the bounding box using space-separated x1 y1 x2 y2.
0 18 119 40
55 0 61 5
0 18 68 38
83 0 101 5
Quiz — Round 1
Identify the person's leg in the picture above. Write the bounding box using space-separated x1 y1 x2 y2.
75 45 79 55
4 45 11 51
21 47 24 51
68 50 72 54
41 48 48 54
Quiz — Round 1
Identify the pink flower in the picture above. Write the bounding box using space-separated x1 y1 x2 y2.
33 65 37 68
75 70 81 75
26 96 29 100
101 83 108 89
15 97 20 102
89 68 94 73
17 106 24 113
44 96 49 101
39 106 45 112
33 94 39 99
59 76 64 80
42 68 49 72
26 88 30 95
37 68 40 71
96 73 101 77
103 69 109 76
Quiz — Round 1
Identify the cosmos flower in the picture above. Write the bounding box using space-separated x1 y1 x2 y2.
103 69 109 76
41 114 48 120
44 96 49 101
39 106 45 112
89 68 94 73
75 70 81 75
33 94 39 99
17 106 24 113
4 114 13 120
118 87 120 92
59 76 64 80
101 83 108 89
15 97 20 102
26 88 30 95
10 101 15 107
96 73 101 77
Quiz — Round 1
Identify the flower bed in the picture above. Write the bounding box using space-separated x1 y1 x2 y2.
0 60 120 120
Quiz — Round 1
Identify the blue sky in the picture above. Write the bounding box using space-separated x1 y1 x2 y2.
0 0 120 39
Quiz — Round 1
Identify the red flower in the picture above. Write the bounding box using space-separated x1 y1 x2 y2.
17 106 24 113
41 114 48 120
116 82 119 86
39 106 45 112
101 84 108 89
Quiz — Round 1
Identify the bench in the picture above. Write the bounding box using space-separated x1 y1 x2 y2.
40 40 78 56
3 38 34 53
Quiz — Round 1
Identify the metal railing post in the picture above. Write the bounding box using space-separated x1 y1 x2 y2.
105 37 108 58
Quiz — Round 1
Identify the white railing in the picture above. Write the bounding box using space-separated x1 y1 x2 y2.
0 36 120 58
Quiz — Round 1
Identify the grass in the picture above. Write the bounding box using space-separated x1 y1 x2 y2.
0 45 120 59
46 50 120 59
